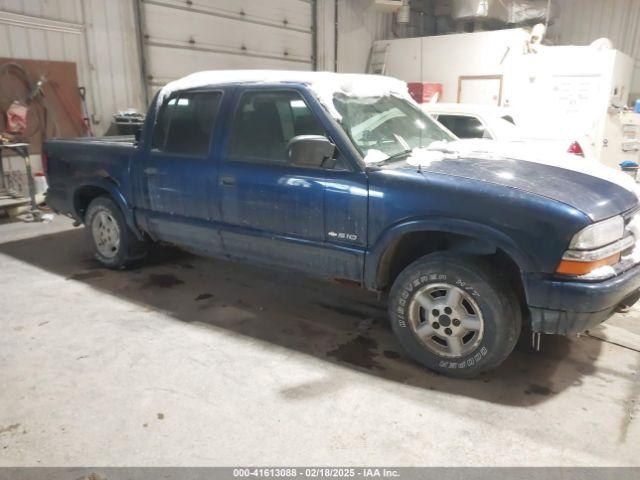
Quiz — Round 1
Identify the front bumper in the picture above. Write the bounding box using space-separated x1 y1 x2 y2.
524 263 640 334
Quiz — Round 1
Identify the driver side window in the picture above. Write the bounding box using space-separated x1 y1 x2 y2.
227 90 326 164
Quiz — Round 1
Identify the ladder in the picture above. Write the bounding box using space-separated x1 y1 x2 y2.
367 43 390 75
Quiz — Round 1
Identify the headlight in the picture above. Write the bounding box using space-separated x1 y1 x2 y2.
557 215 630 277
569 215 624 250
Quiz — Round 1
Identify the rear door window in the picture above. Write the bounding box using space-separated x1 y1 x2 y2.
152 91 222 157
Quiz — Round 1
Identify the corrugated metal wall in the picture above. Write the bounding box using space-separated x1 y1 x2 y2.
82 0 145 130
0 0 144 136
549 0 640 95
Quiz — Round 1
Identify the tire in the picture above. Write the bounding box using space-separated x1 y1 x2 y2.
388 252 521 378
85 196 148 269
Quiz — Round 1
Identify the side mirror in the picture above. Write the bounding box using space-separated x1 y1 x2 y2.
134 127 143 144
287 135 336 169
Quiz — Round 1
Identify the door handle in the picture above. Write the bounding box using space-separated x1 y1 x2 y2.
143 167 158 175
219 175 236 186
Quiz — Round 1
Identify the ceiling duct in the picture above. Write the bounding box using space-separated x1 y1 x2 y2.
397 0 411 23
451 0 554 25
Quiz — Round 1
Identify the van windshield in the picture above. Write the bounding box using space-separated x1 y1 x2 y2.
333 93 454 163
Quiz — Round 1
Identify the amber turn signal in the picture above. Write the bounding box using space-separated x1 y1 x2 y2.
556 253 620 276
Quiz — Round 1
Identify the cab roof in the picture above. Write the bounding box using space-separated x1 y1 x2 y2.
158 70 411 120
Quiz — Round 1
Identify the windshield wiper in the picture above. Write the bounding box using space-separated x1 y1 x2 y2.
379 149 412 164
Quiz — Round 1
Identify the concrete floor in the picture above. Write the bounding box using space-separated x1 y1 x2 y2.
0 215 639 466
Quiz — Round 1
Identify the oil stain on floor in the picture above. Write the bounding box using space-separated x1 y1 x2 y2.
326 334 384 370
68 270 105 281
524 384 553 396
195 293 214 301
140 274 184 289
0 423 20 435
316 302 372 320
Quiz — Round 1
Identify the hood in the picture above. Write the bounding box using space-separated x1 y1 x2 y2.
384 140 640 221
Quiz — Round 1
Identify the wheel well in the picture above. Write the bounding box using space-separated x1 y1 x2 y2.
73 186 109 221
377 231 524 302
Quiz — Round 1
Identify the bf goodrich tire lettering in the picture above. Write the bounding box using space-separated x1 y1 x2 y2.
388 252 521 378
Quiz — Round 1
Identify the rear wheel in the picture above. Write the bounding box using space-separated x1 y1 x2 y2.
85 196 148 268
388 252 521 378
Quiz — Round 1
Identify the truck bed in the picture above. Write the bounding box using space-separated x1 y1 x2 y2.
46 135 136 146
44 136 138 219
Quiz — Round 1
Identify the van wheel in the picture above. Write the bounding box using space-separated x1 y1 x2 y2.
388 252 521 378
85 196 148 269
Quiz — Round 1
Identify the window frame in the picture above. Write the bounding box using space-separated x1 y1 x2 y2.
224 88 342 170
150 89 224 159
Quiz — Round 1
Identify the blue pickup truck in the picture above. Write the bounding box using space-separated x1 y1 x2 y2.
44 70 640 378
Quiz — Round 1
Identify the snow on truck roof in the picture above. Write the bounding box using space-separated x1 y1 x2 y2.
158 70 412 120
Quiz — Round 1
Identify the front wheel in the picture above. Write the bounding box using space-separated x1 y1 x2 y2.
388 253 521 378
85 196 148 269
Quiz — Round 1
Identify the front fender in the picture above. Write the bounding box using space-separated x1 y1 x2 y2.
363 217 537 290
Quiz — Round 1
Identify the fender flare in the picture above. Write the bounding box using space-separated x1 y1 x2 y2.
363 217 537 289
72 179 144 240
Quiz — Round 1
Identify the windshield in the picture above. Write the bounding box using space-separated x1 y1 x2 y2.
333 93 454 162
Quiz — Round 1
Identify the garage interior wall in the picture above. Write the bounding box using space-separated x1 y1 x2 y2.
0 0 145 137
140 0 315 97
0 0 393 134
141 0 391 93
6 0 640 137
548 0 640 99
316 0 392 72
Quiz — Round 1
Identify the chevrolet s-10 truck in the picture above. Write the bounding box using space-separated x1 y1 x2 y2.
44 71 640 378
